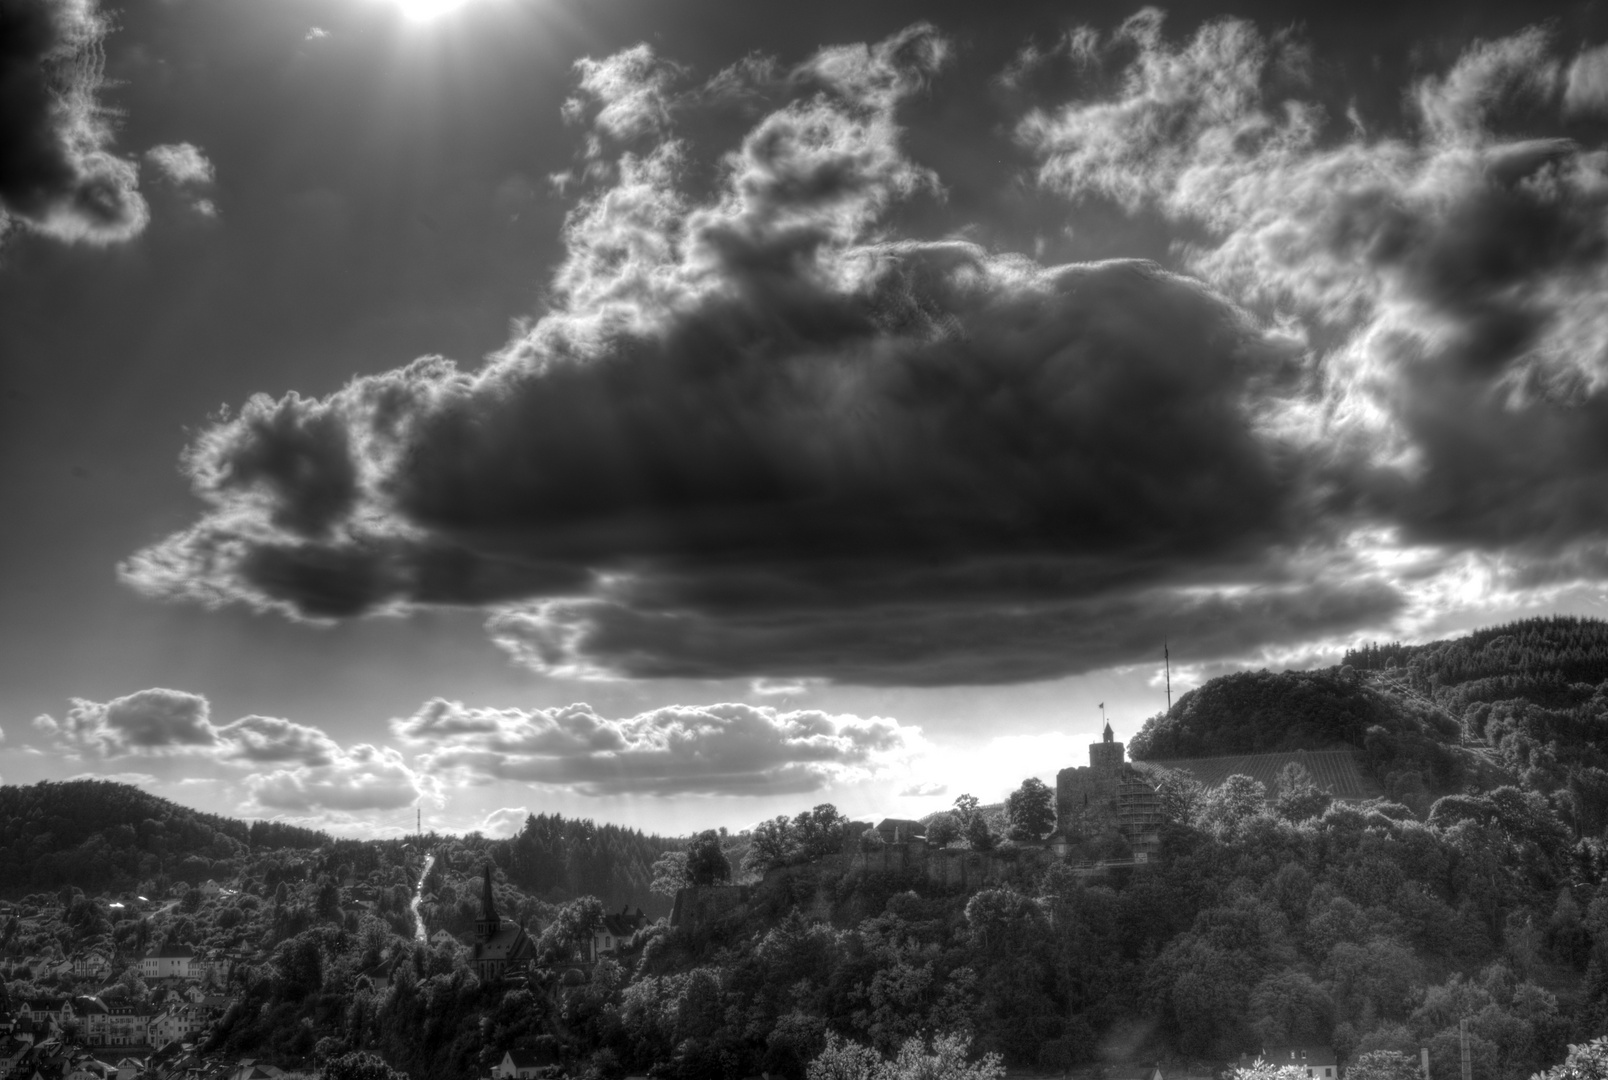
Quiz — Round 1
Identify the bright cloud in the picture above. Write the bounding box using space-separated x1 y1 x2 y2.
392 699 926 796
33 689 436 815
145 143 215 188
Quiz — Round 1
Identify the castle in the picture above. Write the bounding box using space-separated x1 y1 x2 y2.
1053 722 1163 860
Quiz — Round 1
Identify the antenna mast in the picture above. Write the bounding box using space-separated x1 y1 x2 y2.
1164 639 1172 715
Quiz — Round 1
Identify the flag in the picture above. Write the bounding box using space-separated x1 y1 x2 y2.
1098 702 1104 709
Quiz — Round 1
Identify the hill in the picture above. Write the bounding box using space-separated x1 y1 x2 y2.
1129 616 1608 817
0 779 328 896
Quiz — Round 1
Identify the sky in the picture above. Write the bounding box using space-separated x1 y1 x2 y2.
5 0 1608 839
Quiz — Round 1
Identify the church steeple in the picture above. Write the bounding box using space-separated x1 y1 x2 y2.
1102 721 1114 743
476 864 500 942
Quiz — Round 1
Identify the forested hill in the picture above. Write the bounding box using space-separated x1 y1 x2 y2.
499 812 682 915
0 779 328 895
1130 615 1608 819
1342 615 1608 711
0 779 679 916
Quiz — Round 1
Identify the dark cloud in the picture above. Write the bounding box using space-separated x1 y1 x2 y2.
0 0 147 243
129 17 1608 686
392 699 923 796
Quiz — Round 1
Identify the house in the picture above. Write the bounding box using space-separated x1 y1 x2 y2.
71 998 109 1046
102 1003 150 1047
64 1057 115 1080
1247 1046 1339 1080
112 1056 149 1080
590 907 649 959
495 1049 551 1078
11 1014 39 1046
19 1001 67 1029
72 956 111 980
874 818 927 843
142 943 195 981
191 952 233 985
0 1040 30 1079
150 1006 206 1047
228 1058 284 1080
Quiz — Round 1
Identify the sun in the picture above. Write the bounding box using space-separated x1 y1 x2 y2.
389 0 473 21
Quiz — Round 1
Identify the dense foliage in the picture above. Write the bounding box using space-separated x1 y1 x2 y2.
501 812 682 916
0 779 328 894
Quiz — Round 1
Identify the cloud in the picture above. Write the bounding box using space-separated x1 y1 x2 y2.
34 688 216 757
118 23 1328 685
563 44 685 142
393 699 925 796
899 781 948 797
145 142 214 187
0 0 148 244
1565 44 1608 117
120 19 1608 687
214 714 341 766
33 688 436 813
479 806 530 837
1018 13 1608 590
242 743 436 815
67 771 157 786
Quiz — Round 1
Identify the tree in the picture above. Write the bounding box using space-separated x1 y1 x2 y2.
965 814 996 852
649 851 689 898
744 816 798 875
807 1032 1005 1080
1345 1052 1422 1080
1005 778 1055 841
925 813 960 848
792 805 851 861
950 794 997 850
685 831 731 887
1273 762 1332 822
1230 1064 1310 1080
321 1051 409 1080
952 794 980 829
1201 774 1268 835
537 896 605 962
1155 770 1208 825
1533 1036 1608 1080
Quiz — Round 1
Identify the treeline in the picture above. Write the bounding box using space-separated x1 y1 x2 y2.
1343 617 1608 693
498 812 683 917
0 780 328 895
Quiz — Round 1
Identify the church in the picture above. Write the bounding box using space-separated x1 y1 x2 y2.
471 864 536 982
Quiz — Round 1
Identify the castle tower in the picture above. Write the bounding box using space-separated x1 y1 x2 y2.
1089 721 1125 774
476 864 499 942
